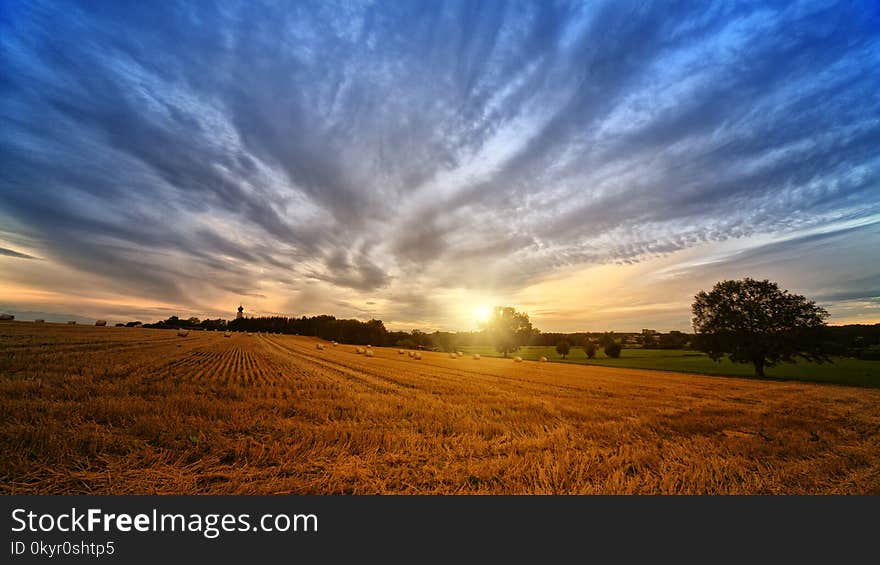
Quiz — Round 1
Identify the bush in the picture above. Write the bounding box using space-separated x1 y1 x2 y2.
555 340 571 359
584 342 597 359
604 342 622 358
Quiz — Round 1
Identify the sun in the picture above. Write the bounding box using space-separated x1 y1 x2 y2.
475 305 492 323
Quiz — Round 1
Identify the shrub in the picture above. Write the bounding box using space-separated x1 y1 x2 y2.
584 342 597 359
604 342 622 358
555 340 571 359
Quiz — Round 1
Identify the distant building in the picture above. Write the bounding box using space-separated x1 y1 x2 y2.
236 305 244 319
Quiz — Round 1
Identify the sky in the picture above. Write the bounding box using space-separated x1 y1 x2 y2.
1 0 879 332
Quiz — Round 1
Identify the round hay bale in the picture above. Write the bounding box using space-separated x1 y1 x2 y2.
472 354 480 360
449 352 457 359
365 349 374 357
95 320 107 326
513 356 523 363
177 330 189 337
67 321 76 325
414 352 422 360
398 349 405 354
224 331 231 337
316 343 324 350
539 356 548 362
456 352 463 357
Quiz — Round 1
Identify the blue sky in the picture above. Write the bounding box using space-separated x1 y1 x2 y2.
1 0 878 330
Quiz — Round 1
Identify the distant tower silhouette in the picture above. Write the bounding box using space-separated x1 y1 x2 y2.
236 305 244 319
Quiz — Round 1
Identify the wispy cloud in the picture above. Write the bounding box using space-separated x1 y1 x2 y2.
1 0 878 329
0 247 38 259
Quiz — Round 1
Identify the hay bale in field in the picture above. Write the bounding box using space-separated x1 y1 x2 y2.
365 349 374 357
472 354 480 360
449 352 457 359
177 330 189 337
316 343 324 350
0 314 14 320
414 352 422 360
513 356 523 363
34 319 45 323
224 331 231 337
408 351 414 358
356 347 365 354
456 351 463 357
332 341 338 346
398 349 405 354
366 344 371 348
539 356 548 362
67 321 76 325
95 320 107 326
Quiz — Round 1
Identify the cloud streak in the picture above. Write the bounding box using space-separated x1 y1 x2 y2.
0 247 37 259
1 0 878 329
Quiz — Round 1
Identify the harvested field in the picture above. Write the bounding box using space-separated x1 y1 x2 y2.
1 321 879 494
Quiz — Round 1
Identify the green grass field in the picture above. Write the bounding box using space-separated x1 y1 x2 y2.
457 345 880 388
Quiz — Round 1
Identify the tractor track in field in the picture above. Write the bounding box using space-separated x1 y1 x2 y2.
258 336 404 396
148 339 287 389
271 338 617 401
4 323 880 495
0 334 204 355
258 336 589 411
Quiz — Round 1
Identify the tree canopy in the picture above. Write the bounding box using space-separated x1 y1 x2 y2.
484 306 534 358
583 341 597 359
692 278 829 377
604 341 621 358
555 339 571 359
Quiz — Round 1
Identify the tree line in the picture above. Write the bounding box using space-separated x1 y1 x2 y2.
140 278 879 377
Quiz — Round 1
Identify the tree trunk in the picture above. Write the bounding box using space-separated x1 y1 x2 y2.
753 358 765 378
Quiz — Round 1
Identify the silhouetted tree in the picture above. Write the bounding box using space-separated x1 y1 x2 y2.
433 331 458 353
604 341 622 358
692 278 829 378
555 339 571 359
484 306 533 358
584 341 597 359
657 331 689 349
598 332 616 349
410 329 434 349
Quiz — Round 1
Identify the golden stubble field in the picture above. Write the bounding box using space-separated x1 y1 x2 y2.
1 322 879 494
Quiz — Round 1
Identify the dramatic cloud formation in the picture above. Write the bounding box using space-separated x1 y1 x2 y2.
1 0 878 329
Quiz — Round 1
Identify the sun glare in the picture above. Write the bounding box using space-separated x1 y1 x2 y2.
475 305 492 323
